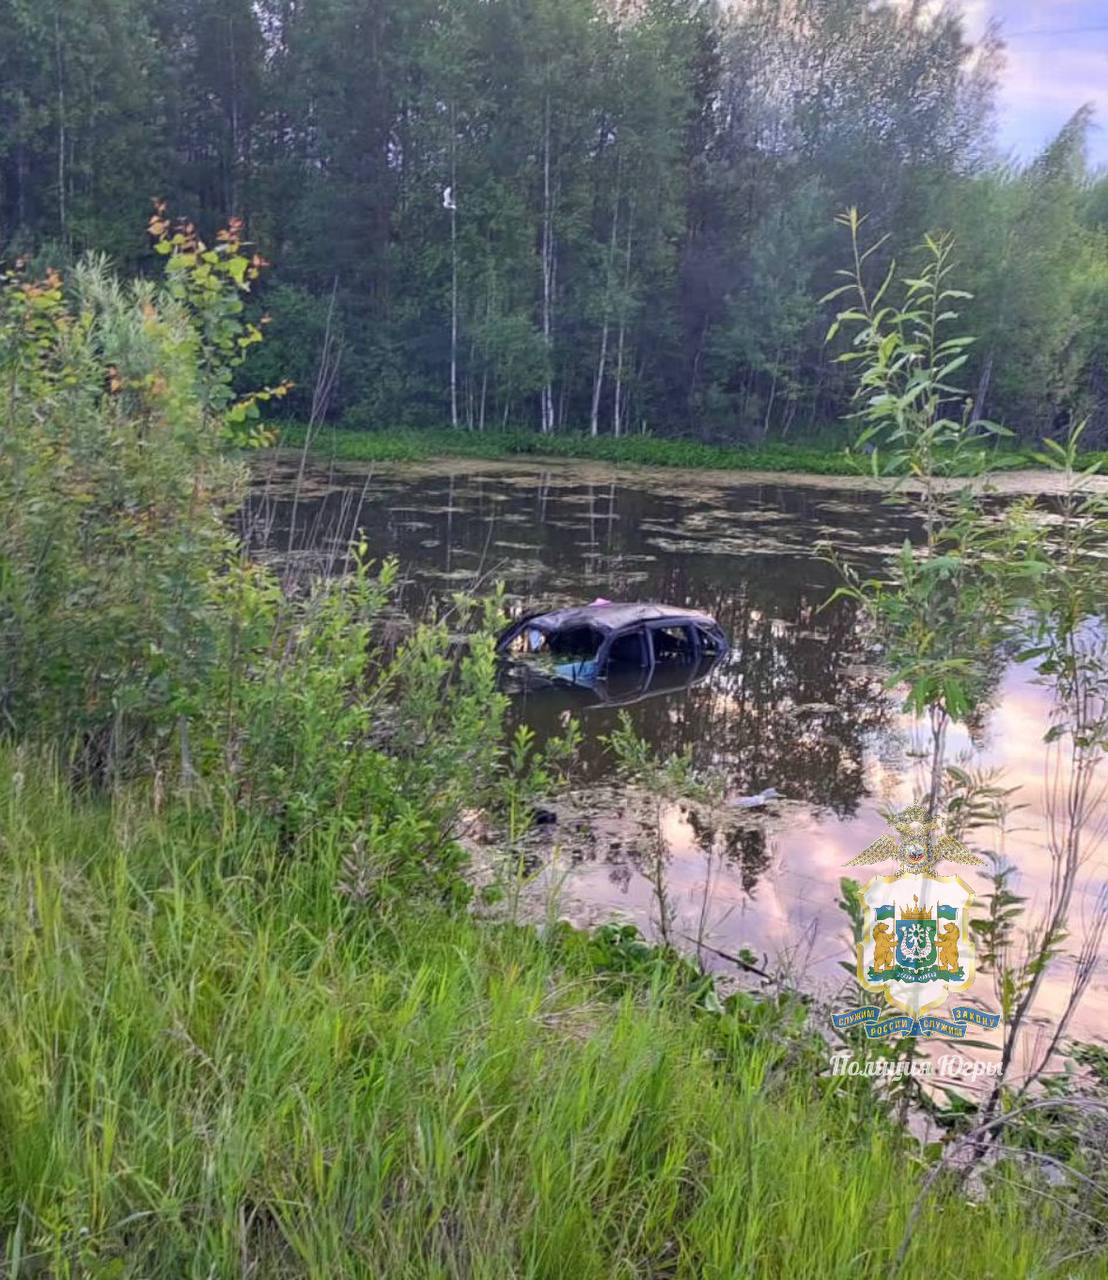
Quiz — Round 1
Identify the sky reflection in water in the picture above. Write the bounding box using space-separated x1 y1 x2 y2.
248 457 1108 1047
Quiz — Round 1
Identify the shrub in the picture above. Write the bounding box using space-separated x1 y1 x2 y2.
0 221 547 906
0 252 241 777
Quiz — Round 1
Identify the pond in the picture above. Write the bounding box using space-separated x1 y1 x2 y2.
246 454 1108 1046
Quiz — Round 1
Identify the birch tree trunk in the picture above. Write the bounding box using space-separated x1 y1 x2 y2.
591 166 621 437
612 208 633 436
763 347 782 439
228 14 241 215
450 102 459 429
591 321 610 438
612 321 625 437
540 93 555 435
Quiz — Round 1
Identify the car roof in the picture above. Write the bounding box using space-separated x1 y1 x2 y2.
524 602 719 634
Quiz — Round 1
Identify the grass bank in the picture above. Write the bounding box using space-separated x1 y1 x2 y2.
0 750 1095 1279
273 424 1062 476
277 424 870 474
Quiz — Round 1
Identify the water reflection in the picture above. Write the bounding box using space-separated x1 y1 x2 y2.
246 457 1108 1046
246 457 906 811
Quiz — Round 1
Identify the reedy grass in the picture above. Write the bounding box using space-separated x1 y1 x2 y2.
0 751 1096 1279
270 424 1057 478
274 425 870 475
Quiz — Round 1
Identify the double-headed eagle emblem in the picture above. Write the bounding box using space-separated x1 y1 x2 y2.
838 805 994 1027
846 804 983 875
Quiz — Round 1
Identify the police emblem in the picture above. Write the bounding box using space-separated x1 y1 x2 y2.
831 806 1000 1039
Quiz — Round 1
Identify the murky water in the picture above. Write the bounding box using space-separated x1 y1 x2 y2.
247 455 1108 1048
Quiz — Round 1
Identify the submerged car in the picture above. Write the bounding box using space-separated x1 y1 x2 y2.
495 601 729 705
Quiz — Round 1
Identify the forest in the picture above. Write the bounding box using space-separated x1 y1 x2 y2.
5 3 1108 1273
3 0 1107 443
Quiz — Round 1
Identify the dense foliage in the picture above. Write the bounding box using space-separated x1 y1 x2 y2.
3 0 1107 442
0 222 531 915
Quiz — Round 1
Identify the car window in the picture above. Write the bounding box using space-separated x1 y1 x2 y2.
504 625 550 655
695 624 723 655
506 624 602 659
650 624 697 662
606 629 648 665
547 625 604 658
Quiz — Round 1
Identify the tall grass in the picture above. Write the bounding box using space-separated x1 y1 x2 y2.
0 750 1092 1279
273 423 1051 477
276 424 867 474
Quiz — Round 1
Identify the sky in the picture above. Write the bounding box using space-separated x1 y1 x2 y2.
966 0 1108 168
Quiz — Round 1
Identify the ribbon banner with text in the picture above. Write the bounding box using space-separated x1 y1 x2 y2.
831 1005 1000 1039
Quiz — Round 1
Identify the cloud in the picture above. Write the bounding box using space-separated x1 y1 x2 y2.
810 1 1107 163
997 40 1107 161
983 0 1108 163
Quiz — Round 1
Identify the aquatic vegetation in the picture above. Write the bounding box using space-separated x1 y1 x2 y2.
274 422 1057 477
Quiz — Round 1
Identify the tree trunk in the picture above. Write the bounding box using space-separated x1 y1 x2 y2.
974 350 993 422
688 316 709 410
54 7 67 248
927 705 948 817
449 102 459 429
591 164 621 437
539 93 555 434
763 347 782 439
612 209 633 436
591 320 609 438
613 320 626 437
465 338 477 428
228 13 241 215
